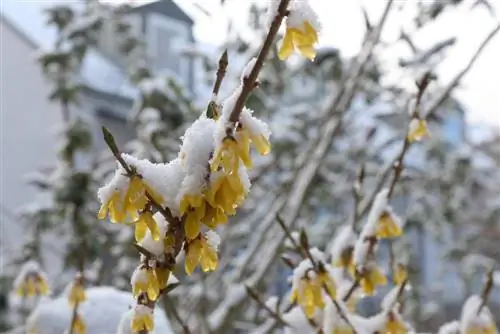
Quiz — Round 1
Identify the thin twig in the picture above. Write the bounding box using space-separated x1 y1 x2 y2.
164 296 192 334
228 0 291 123
212 49 228 98
426 23 500 117
477 268 494 315
323 285 357 334
245 285 289 327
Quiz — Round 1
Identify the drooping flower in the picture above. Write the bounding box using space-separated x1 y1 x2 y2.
358 262 387 296
134 211 161 242
98 173 164 224
71 313 87 334
131 266 160 301
66 275 86 307
13 261 50 298
290 274 324 319
278 1 320 60
384 311 408 334
376 208 403 239
394 263 408 285
408 118 430 142
131 305 154 332
184 231 220 275
460 295 497 334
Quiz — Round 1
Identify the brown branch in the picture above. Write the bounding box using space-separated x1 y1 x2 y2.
212 49 228 98
342 280 360 303
228 0 291 123
477 268 494 315
164 296 191 334
323 285 357 334
245 285 289 327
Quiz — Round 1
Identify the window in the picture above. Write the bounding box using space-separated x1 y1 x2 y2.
443 112 464 146
147 13 189 85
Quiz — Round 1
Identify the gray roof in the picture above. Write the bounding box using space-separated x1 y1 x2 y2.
132 0 194 25
0 0 195 102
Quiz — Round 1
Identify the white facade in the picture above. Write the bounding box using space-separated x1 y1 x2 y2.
0 17 63 263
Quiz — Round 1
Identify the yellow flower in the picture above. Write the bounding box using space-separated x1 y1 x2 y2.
203 204 228 229
236 129 253 168
132 268 160 301
333 328 355 334
205 175 245 216
72 313 87 334
407 118 430 142
250 133 271 156
16 275 49 297
98 176 164 224
394 263 407 285
132 307 154 332
184 201 206 240
211 137 240 175
184 237 219 276
359 265 387 296
124 176 163 215
384 311 408 334
376 210 402 239
333 246 354 269
134 211 161 242
290 277 324 319
68 283 86 307
155 268 171 290
97 191 125 223
279 21 318 61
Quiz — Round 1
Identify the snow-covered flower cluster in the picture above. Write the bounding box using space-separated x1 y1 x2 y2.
277 0 321 60
13 261 50 298
97 66 272 331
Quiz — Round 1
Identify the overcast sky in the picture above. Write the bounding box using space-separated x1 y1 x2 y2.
178 0 500 129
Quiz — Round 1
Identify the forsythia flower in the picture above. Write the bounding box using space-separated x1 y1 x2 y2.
460 295 497 334
131 266 160 301
384 311 408 334
134 211 161 242
278 2 320 60
407 118 430 142
290 275 324 318
72 313 87 334
67 277 86 307
132 305 154 332
184 231 220 275
155 267 171 290
13 261 49 298
211 137 240 175
98 175 163 223
394 263 408 285
376 208 402 239
358 263 387 296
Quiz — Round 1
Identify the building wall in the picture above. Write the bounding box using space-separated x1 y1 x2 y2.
0 18 63 267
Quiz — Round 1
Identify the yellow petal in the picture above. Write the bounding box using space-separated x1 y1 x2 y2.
297 44 317 61
143 212 161 241
278 29 295 60
135 221 147 242
144 314 155 331
184 213 201 240
236 130 252 168
146 270 160 301
252 134 271 156
185 240 202 275
155 268 170 289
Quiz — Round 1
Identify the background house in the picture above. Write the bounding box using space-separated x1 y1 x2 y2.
0 2 196 326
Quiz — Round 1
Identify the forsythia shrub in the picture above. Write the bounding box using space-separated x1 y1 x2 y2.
12 0 497 333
